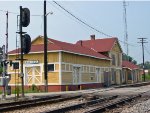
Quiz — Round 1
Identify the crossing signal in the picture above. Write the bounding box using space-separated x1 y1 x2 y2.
22 34 31 54
22 8 30 27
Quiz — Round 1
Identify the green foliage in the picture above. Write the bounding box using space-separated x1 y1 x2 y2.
133 60 137 65
0 66 2 74
142 74 150 81
0 90 2 94
122 53 137 64
139 61 150 69
31 84 38 91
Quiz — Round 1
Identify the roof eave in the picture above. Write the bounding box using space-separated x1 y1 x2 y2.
8 50 111 61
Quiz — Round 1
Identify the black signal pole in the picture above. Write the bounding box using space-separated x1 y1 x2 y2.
6 11 8 59
44 0 48 92
138 38 148 82
20 6 25 97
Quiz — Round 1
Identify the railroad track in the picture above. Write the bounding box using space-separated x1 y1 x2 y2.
1 82 150 113
42 93 143 113
42 95 118 113
0 94 82 112
84 94 141 113
115 81 150 88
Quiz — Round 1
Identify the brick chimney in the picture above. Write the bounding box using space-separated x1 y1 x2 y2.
78 40 83 46
90 35 95 40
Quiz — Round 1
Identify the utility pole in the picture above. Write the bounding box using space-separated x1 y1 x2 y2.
20 6 25 97
44 0 48 92
138 38 148 82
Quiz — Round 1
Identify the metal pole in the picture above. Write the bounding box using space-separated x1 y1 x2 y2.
20 6 24 97
6 11 8 60
123 0 129 56
2 45 6 99
44 0 48 92
141 39 145 82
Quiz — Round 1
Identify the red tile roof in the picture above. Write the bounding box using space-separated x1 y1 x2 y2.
122 61 139 70
8 37 110 60
76 37 119 52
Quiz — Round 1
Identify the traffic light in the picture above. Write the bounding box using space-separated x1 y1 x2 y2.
22 8 30 27
0 61 9 67
22 34 31 54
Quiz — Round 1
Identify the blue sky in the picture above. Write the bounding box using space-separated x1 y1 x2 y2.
0 1 149 64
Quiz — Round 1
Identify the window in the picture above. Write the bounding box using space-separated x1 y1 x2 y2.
111 69 116 81
118 53 120 66
128 74 132 80
47 64 54 71
122 70 125 80
128 72 132 80
13 62 19 69
112 54 116 65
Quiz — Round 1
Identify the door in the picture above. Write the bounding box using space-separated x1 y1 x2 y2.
104 72 110 87
72 67 80 84
25 65 42 85
96 68 101 82
111 69 117 84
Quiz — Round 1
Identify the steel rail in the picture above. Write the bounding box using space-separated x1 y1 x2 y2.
0 95 81 112
84 94 141 113
42 95 118 113
0 95 61 107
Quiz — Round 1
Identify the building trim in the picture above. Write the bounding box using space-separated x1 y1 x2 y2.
122 67 139 71
61 81 103 85
8 50 111 61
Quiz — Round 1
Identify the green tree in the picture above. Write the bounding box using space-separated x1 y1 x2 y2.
132 60 137 65
122 53 137 64
0 66 2 74
138 61 150 69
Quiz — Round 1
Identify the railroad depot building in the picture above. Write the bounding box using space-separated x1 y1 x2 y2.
7 35 142 92
8 35 112 92
122 60 142 84
76 35 123 86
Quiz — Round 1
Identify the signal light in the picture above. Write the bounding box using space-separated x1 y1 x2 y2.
22 34 31 54
22 8 30 27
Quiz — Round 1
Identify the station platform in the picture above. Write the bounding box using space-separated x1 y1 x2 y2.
1 81 150 102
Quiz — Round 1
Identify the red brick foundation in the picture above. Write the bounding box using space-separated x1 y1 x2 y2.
0 83 104 93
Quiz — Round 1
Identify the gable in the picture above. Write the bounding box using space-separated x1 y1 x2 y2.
32 36 53 45
32 36 44 45
111 41 122 53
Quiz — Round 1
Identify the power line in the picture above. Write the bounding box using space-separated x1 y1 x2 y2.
48 1 95 34
0 9 43 16
144 45 150 56
0 9 18 14
0 2 140 48
118 39 138 47
51 1 139 47
52 1 113 37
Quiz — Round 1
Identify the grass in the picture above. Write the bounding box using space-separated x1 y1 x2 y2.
0 90 2 94
0 85 42 95
142 74 150 81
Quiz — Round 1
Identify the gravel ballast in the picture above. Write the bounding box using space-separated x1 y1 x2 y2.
121 99 150 113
